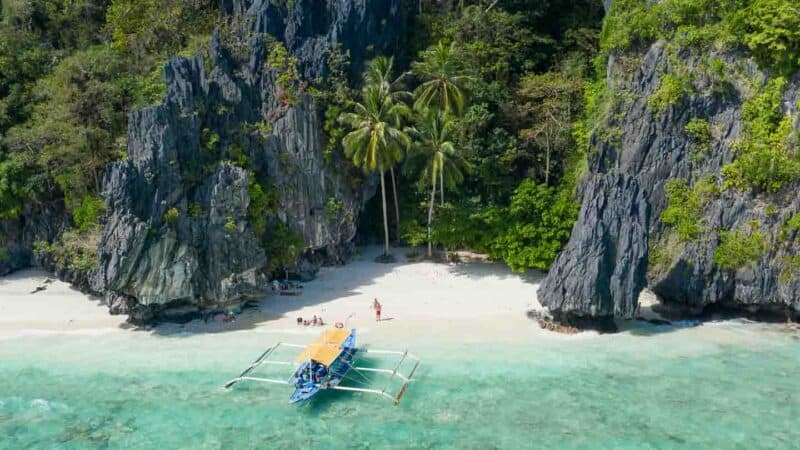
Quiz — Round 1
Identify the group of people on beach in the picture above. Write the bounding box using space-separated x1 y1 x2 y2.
297 315 325 327
294 298 383 328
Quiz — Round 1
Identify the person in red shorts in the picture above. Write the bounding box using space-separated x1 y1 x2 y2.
372 298 382 322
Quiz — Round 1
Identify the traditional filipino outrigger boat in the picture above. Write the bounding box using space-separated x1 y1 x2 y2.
224 328 420 405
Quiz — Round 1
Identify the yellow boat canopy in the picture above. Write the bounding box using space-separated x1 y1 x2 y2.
294 328 351 366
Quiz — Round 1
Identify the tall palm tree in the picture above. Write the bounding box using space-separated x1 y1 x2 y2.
339 84 410 257
364 55 411 102
412 41 472 116
364 56 411 242
405 109 470 257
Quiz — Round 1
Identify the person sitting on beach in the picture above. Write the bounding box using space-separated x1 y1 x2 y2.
312 315 318 326
303 319 310 326
372 298 382 322
296 317 303 325
317 316 324 326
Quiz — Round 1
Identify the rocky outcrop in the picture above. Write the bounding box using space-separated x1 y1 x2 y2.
538 41 800 328
92 0 403 322
0 201 67 276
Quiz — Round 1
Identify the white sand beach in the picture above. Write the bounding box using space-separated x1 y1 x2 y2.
0 246 547 344
0 269 126 335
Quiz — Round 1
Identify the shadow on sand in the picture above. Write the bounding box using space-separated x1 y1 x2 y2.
146 246 539 337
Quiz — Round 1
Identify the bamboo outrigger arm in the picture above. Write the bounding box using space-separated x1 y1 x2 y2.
223 342 303 389
348 350 421 405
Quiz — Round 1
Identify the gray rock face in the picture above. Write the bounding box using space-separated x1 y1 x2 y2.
93 0 402 321
0 202 67 276
538 172 649 330
538 42 800 327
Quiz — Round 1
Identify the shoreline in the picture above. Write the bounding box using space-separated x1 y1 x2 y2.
2 246 797 348
0 246 544 345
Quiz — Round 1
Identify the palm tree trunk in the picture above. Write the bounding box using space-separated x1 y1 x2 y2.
380 171 390 257
390 166 400 242
427 177 437 258
439 168 445 259
439 169 444 206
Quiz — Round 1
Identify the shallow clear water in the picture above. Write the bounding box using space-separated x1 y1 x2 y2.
2 322 799 449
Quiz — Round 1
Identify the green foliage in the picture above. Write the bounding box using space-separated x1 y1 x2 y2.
405 108 469 192
765 204 778 219
713 223 768 270
399 219 427 247
267 41 300 105
784 213 800 234
661 180 702 241
487 180 579 271
339 85 410 174
573 78 609 157
722 77 800 193
202 128 220 152
247 175 269 238
600 0 800 75
227 143 252 169
685 117 712 153
0 0 110 133
164 207 179 226
780 254 800 284
412 41 472 115
648 74 692 112
324 197 344 221
244 171 304 271
107 0 218 61
0 0 609 278
430 180 579 272
188 202 204 218
0 150 36 219
251 121 273 141
419 5 570 81
4 46 132 201
647 231 686 277
429 204 493 252
0 1 218 233
224 217 237 232
45 229 101 273
263 220 305 272
317 47 355 164
72 195 105 232
517 70 583 184
741 0 800 76
661 176 719 241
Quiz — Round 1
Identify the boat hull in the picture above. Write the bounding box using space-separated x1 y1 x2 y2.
289 329 357 403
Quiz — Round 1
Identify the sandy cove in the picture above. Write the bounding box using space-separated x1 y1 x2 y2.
0 247 550 344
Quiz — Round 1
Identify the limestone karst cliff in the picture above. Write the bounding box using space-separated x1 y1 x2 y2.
89 0 404 321
538 8 800 329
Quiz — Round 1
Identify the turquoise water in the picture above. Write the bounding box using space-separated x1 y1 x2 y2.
2 323 799 449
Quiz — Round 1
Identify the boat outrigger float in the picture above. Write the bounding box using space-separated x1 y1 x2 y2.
223 328 420 405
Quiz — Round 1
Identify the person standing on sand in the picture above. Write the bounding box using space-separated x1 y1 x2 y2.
372 298 382 322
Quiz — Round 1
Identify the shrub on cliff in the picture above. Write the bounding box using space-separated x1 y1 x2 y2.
741 0 800 76
713 223 768 271
661 176 719 241
722 77 800 193
601 0 800 76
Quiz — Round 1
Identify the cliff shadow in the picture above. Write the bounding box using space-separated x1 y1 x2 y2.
146 245 540 336
147 246 413 336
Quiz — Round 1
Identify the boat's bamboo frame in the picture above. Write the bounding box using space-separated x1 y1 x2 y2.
223 341 420 405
